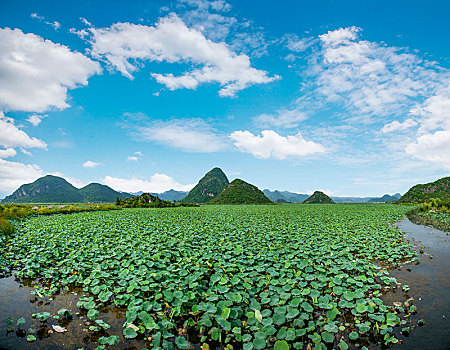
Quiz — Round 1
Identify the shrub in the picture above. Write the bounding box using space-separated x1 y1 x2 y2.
0 218 15 235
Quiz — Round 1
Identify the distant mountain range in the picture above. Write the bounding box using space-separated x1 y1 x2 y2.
397 176 450 203
263 189 401 203
1 171 410 205
1 175 134 204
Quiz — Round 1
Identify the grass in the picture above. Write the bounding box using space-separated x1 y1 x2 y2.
406 198 450 232
0 204 420 349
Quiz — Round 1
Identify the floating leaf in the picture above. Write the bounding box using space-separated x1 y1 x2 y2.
175 336 190 349
274 340 290 350
123 326 137 339
16 317 26 326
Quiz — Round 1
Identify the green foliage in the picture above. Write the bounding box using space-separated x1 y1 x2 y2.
1 175 133 204
209 179 272 204
406 198 450 232
180 167 229 203
2 204 417 348
118 193 197 208
303 191 335 204
397 176 450 204
0 217 15 235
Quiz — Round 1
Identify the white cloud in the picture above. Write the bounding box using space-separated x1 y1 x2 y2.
230 130 325 159
401 86 450 168
27 114 47 126
135 151 143 156
82 160 102 168
138 118 226 152
0 28 100 112
410 86 450 132
305 26 448 117
179 0 231 12
405 130 450 169
0 148 17 159
102 174 194 193
127 156 138 161
86 14 277 97
254 108 307 128
382 118 417 133
20 148 32 156
0 113 47 149
0 159 44 194
30 13 61 30
283 34 316 53
180 1 236 42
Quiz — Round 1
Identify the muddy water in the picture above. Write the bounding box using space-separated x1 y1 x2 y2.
0 276 148 349
386 218 450 350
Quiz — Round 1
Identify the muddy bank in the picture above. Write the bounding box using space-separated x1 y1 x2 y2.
406 208 450 233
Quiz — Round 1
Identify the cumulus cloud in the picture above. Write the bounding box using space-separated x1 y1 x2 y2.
82 160 102 168
138 118 226 152
0 28 100 112
0 159 44 193
410 86 450 132
102 174 194 193
27 114 47 126
127 156 138 161
402 86 450 168
0 148 17 159
85 14 277 97
405 130 450 169
253 108 308 128
382 119 417 133
0 113 47 149
230 130 325 159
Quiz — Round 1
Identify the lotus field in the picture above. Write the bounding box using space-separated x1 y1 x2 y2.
4 204 417 349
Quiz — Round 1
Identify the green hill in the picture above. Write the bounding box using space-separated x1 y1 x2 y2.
209 179 272 204
303 191 335 204
2 175 84 203
397 177 450 203
180 167 229 203
79 183 132 203
2 175 133 204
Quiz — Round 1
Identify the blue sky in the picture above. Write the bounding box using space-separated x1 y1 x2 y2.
0 0 449 197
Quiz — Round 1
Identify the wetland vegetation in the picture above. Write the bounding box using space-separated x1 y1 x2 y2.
0 204 424 349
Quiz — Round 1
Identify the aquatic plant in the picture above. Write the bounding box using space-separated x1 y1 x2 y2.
3 204 417 348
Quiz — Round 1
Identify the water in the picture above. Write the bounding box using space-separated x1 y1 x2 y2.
1 218 449 349
386 218 450 350
0 277 147 349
